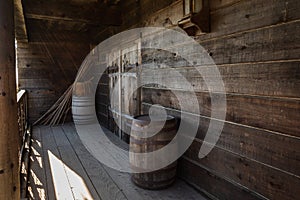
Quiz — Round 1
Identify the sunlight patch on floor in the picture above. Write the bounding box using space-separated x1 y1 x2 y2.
48 150 93 200
28 169 46 199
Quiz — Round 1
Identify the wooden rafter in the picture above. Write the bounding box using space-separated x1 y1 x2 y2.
104 0 122 5
23 0 122 26
25 13 116 27
14 0 28 42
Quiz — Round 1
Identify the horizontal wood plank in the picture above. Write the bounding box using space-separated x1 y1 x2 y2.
209 0 242 11
178 157 261 200
200 21 300 64
183 139 300 200
142 88 300 137
142 103 300 176
200 0 300 41
140 21 300 65
141 61 300 98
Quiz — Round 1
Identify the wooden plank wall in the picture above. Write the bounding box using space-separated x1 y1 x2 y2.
95 0 300 199
17 30 90 123
96 69 110 128
95 0 179 133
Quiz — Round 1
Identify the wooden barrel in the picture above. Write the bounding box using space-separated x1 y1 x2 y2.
73 81 93 96
130 114 178 190
72 96 97 125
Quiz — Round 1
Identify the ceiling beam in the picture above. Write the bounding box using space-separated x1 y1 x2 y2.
104 0 122 5
25 13 89 24
25 13 110 27
23 0 122 26
14 0 28 42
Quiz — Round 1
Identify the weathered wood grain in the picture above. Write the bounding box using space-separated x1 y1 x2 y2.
23 0 122 28
18 79 55 89
65 123 208 200
142 88 300 137
96 102 109 116
210 0 242 11
18 68 53 79
142 103 300 177
27 127 47 200
140 21 300 65
122 0 178 28
178 157 261 200
19 0 300 199
96 92 109 105
97 83 109 93
141 61 300 98
98 73 109 84
62 124 128 200
40 126 59 200
51 126 100 199
200 0 300 41
97 112 109 127
183 139 300 200
199 21 300 64
0 1 20 198
141 0 300 42
143 0 183 27
17 32 90 123
14 0 28 42
28 99 57 111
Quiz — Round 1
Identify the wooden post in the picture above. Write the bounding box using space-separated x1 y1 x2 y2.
0 1 20 199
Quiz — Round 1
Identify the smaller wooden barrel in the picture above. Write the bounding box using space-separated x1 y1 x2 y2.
73 81 93 96
72 96 97 125
130 114 178 190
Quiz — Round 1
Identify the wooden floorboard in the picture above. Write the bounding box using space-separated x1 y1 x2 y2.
41 126 62 200
62 124 127 200
28 127 47 200
51 126 100 199
28 123 208 200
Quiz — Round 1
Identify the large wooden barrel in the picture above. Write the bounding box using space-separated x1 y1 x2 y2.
130 114 178 190
72 96 97 125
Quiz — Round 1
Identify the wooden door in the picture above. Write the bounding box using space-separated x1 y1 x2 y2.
108 41 141 143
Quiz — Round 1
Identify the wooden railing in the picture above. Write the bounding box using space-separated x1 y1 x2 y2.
17 90 31 198
17 90 28 150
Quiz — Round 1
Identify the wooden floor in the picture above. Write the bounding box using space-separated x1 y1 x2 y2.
27 123 208 200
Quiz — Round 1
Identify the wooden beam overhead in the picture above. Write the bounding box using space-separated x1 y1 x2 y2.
25 13 115 27
104 0 122 5
70 0 98 3
25 13 90 23
26 24 91 43
14 0 28 42
25 18 90 35
23 0 122 26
